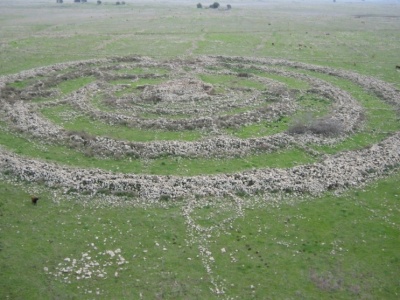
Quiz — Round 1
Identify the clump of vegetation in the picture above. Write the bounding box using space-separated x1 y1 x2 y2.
287 113 343 137
197 2 231 9
210 2 220 9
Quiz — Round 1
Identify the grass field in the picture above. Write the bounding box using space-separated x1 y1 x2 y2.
1 0 399 299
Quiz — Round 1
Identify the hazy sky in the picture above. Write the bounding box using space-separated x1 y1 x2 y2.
3 0 400 5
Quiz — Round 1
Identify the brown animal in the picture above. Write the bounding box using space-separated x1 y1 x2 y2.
31 196 39 205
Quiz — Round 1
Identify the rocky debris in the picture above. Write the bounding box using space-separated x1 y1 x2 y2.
48 246 128 283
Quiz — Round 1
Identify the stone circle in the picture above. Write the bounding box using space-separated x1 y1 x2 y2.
0 55 399 201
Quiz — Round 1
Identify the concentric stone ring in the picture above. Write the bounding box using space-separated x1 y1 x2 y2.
0 56 399 201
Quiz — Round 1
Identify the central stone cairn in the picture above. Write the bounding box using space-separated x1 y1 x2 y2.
140 78 214 104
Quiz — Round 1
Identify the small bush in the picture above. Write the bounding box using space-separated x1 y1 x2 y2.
237 72 250 78
309 118 343 136
287 112 314 135
235 189 248 197
160 194 171 202
210 2 220 9
113 191 139 198
97 188 111 195
288 113 343 137
197 3 202 8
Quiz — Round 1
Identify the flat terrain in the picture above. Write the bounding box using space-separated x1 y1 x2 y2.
0 0 399 299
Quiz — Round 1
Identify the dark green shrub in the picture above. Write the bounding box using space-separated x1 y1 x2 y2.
160 194 171 202
210 2 220 9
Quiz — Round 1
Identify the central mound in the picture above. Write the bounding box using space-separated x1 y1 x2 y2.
140 78 214 104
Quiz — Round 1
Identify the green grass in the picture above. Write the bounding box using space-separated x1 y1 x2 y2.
1 169 399 299
115 67 169 75
207 174 400 299
138 111 190 120
196 33 261 56
226 117 290 138
0 182 209 299
58 77 96 95
40 105 202 142
221 104 270 116
7 79 35 89
146 148 315 176
199 74 267 92
297 93 331 116
259 73 310 90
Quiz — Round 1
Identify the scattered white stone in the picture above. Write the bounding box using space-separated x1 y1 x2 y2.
106 250 115 257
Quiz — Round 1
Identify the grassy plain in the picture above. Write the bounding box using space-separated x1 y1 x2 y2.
0 0 399 299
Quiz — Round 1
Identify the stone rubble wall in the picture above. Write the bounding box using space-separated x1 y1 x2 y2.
0 132 398 200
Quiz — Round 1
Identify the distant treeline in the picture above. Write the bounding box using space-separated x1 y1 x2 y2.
197 3 232 10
